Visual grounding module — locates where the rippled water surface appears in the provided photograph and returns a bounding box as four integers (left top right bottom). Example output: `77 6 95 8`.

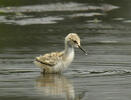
0 0 131 100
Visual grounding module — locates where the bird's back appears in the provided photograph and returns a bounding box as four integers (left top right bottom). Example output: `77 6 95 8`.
34 51 64 73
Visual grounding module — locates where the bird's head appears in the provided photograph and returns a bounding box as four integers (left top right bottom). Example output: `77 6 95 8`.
65 33 87 55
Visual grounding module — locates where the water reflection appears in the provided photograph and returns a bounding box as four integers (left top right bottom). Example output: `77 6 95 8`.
36 74 75 100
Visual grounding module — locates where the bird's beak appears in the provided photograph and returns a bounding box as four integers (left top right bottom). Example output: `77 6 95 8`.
78 45 87 55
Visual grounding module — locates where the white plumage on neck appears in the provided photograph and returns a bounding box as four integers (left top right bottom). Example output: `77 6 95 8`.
63 43 74 65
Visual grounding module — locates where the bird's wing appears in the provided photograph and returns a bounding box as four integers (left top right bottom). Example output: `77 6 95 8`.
36 51 64 66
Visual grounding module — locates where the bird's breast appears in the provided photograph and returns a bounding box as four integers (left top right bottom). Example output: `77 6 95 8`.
53 48 74 72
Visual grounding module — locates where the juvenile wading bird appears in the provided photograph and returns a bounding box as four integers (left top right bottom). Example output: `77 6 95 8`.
34 33 87 74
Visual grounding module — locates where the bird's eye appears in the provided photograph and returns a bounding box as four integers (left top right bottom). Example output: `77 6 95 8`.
73 40 77 44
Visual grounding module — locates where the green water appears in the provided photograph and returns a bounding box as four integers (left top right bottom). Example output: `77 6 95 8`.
0 0 131 100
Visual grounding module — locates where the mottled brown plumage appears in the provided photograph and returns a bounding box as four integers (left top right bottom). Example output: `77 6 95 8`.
37 52 64 66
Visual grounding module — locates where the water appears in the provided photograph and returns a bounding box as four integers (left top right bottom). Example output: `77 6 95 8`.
0 0 131 100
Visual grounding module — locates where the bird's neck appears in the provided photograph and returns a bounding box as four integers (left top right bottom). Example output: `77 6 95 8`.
63 42 74 60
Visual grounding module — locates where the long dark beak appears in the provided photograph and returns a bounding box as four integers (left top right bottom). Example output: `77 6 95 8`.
78 45 87 55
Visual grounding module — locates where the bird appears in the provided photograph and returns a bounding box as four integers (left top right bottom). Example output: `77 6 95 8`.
34 33 87 74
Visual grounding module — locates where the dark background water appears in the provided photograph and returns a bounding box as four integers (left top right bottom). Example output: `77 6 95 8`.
0 0 131 100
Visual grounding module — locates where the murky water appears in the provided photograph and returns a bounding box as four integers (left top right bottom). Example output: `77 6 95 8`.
0 0 131 100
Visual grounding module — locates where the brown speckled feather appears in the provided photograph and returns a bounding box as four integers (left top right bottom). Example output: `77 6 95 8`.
36 51 64 67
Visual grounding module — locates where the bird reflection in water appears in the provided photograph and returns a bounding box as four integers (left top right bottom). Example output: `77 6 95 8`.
36 74 75 100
